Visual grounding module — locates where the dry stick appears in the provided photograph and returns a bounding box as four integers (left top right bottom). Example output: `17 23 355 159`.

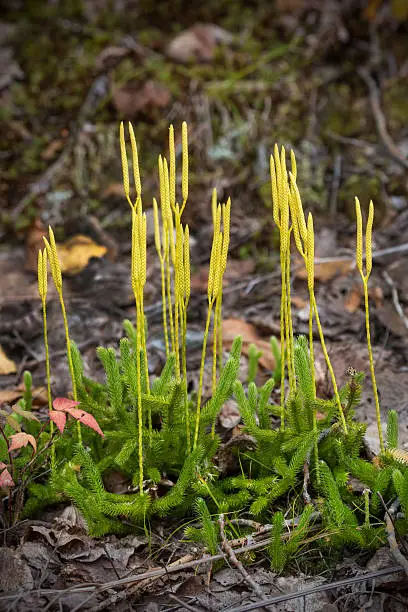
168 594 201 612
86 554 196 612
377 492 408 575
218 514 265 601
358 68 408 170
382 271 408 331
225 566 404 612
384 514 408 576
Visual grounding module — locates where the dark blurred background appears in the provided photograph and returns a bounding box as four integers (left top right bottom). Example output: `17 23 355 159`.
1 0 407 244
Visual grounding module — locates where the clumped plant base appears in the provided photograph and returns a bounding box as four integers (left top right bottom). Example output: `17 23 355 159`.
2 123 408 573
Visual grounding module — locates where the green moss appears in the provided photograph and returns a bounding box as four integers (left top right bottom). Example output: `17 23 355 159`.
322 84 370 138
340 174 385 221
383 78 408 133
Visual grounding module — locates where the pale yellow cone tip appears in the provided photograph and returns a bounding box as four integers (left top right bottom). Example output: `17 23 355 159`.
355 197 363 275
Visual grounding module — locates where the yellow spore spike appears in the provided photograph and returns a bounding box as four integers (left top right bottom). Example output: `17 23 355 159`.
158 156 166 217
306 213 315 291
355 197 364 276
211 188 217 227
221 198 231 272
120 122 131 205
128 122 141 200
366 200 374 278
140 212 147 288
153 198 162 256
43 227 62 291
291 178 307 245
279 145 288 211
290 149 297 183
208 207 221 301
182 121 188 207
211 232 223 300
184 225 190 302
169 125 176 210
37 248 48 300
280 188 290 253
270 154 280 228
163 158 175 263
288 179 304 258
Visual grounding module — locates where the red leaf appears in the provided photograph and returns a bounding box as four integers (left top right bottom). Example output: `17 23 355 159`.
49 410 66 434
0 462 7 470
65 407 104 437
77 412 104 438
8 432 37 453
0 468 14 487
53 397 80 412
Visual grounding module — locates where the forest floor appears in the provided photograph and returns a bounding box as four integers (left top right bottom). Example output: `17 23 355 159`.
1 1 408 610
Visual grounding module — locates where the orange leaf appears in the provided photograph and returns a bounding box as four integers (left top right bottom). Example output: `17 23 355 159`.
49 410 67 434
65 408 104 438
344 285 362 313
222 318 276 372
56 235 107 276
8 432 37 453
0 345 16 375
53 397 80 412
0 467 15 487
295 258 354 283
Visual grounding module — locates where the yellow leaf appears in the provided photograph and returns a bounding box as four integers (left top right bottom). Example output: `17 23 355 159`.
295 257 353 283
56 235 107 275
0 346 16 375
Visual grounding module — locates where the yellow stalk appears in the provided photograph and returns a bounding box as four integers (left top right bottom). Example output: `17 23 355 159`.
173 209 182 378
306 213 319 480
182 225 190 450
279 258 286 430
43 231 80 443
121 123 150 482
153 198 169 357
285 242 295 393
194 210 225 449
312 293 348 433
193 298 215 450
160 157 175 354
38 249 54 469
306 214 316 397
355 198 383 452
135 295 144 492
216 288 223 375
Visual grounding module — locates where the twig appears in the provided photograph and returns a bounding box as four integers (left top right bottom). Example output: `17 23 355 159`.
87 554 196 612
168 594 202 612
382 271 408 331
325 130 377 152
303 461 312 505
225 566 404 612
384 514 408 575
377 492 408 575
358 68 408 170
219 513 265 600
12 75 109 221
